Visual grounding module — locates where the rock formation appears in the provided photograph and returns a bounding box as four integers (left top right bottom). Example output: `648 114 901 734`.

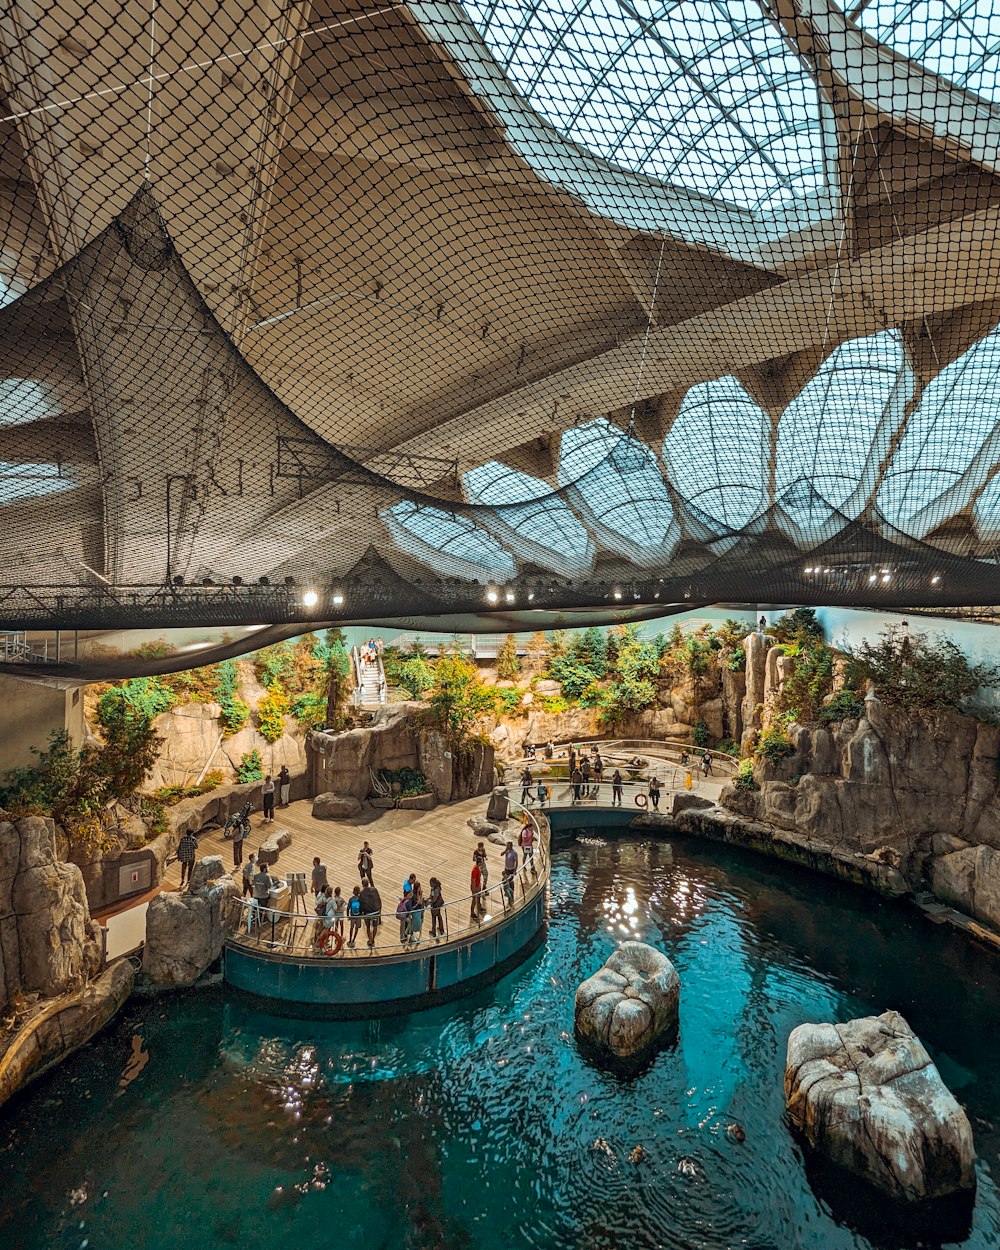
0 816 104 1015
308 704 494 804
574 942 680 1059
785 1010 976 1202
143 856 241 986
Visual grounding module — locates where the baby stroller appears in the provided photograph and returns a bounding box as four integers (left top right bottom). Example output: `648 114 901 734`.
223 800 253 840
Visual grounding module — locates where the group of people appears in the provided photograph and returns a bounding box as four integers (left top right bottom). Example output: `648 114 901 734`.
469 832 531 921
357 637 383 671
514 740 717 810
680 750 715 778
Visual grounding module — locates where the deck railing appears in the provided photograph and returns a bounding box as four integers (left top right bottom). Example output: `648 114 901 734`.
227 803 548 960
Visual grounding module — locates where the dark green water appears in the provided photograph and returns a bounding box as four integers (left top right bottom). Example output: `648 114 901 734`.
2 835 1000 1250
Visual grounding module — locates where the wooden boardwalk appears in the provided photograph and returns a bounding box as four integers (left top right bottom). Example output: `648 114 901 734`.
163 792 545 958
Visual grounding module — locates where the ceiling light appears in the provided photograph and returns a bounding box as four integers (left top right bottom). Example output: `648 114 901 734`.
613 590 622 601
931 575 941 585
486 588 499 605
881 573 891 583
303 589 319 607
527 591 535 601
332 592 345 608
868 574 877 583
504 590 515 603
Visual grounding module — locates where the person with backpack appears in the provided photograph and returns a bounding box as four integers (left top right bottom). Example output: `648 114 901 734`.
331 886 346 940
611 769 624 807
409 882 425 943
231 813 245 867
473 842 489 891
347 886 363 947
520 766 533 805
176 831 198 888
396 891 413 944
360 882 382 948
702 752 713 777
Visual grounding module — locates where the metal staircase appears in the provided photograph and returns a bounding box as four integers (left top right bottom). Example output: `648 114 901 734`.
352 645 387 707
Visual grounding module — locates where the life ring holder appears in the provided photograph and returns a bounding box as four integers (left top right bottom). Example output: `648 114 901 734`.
634 793 648 809
317 928 344 957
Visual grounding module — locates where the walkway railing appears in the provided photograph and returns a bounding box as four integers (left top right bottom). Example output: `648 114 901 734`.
508 770 705 808
226 805 549 960
514 737 738 775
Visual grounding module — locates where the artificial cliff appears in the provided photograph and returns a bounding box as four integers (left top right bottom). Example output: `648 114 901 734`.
716 632 1000 939
0 814 131 1110
308 703 494 805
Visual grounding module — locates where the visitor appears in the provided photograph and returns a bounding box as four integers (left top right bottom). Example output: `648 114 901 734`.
518 815 535 863
470 860 484 923
702 752 713 777
332 886 346 939
261 774 275 824
313 885 330 945
571 765 583 804
593 751 604 798
242 853 257 897
409 883 425 942
568 745 577 774
397 891 413 943
759 614 767 633
278 765 291 808
520 766 533 805
474 842 489 890
360 881 382 948
311 856 328 894
501 841 518 905
428 877 445 937
358 840 374 886
545 740 554 760
347 885 363 947
648 776 661 811
611 768 623 807
231 813 244 868
252 863 273 924
580 756 591 798
177 830 198 888
680 749 689 768
535 779 547 807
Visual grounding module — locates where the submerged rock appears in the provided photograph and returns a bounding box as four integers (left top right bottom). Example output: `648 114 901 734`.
574 942 680 1059
785 1009 976 1202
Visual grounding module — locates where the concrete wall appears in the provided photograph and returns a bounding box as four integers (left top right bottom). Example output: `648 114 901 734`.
0 674 85 773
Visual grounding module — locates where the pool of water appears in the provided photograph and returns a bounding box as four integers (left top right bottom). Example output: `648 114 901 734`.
3 834 1000 1250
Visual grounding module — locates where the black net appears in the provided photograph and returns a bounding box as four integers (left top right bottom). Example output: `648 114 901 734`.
3 0 1000 631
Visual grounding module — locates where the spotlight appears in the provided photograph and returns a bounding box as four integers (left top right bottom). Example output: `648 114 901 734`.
868 573 877 583
881 573 891 583
613 590 622 601
258 576 270 586
172 574 184 585
284 576 295 586
527 592 535 601
332 592 345 608
931 575 941 585
303 589 319 607
486 588 499 605
232 576 243 586
504 590 515 604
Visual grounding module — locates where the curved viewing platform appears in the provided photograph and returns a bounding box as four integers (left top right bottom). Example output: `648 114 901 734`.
208 795 550 1016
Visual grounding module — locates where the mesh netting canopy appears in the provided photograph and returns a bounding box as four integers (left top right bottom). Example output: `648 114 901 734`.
3 0 1000 630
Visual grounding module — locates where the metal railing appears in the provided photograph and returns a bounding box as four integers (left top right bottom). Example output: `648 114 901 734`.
227 805 548 960
508 770 703 808
514 738 737 775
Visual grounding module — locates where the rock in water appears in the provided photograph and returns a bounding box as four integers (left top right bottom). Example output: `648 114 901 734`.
785 1010 976 1202
574 942 680 1059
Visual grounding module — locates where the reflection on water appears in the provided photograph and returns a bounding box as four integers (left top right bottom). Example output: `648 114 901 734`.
2 835 1000 1250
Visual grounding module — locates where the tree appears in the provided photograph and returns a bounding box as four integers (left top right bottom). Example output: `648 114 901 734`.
496 633 521 680
849 626 999 713
429 654 496 747
257 683 289 743
313 629 351 727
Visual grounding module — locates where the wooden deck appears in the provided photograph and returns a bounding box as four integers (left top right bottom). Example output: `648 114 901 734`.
163 792 545 959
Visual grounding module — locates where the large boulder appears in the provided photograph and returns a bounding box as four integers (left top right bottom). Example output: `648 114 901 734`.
785 1010 976 1202
257 826 292 866
311 792 363 821
930 844 1000 930
143 873 241 986
574 942 680 1059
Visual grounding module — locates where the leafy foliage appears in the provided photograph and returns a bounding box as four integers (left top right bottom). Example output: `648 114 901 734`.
693 720 709 747
495 687 522 714
819 689 866 724
715 618 754 648
214 659 250 735
97 677 174 733
847 625 1000 714
377 766 428 797
236 750 263 782
756 718 796 764
777 639 834 725
253 644 295 690
735 759 758 791
771 607 824 645
727 648 746 671
496 633 521 680
256 683 289 743
546 654 601 699
428 654 497 746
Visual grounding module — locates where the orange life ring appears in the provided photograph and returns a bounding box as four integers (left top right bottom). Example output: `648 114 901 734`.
317 928 344 957
634 793 648 808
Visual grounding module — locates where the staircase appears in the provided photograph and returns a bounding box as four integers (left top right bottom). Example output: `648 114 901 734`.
352 646 387 707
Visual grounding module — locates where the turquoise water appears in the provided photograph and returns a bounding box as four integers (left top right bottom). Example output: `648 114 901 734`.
2 835 1000 1250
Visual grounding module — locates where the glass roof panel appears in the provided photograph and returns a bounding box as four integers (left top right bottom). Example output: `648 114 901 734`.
462 0 827 211
664 376 769 529
0 463 77 505
854 0 1000 102
560 421 674 547
463 462 595 564
877 324 1000 532
383 502 516 580
777 329 913 529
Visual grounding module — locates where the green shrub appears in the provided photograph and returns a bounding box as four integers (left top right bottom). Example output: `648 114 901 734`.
97 677 174 735
848 625 999 713
597 676 656 726
715 618 754 648
718 738 739 756
377 766 427 797
236 750 263 783
819 689 866 723
756 723 795 764
495 687 522 714
213 659 250 736
429 654 497 746
693 719 709 747
256 684 289 743
735 759 758 791
546 655 600 700
772 607 824 644
253 643 294 690
291 689 328 728
778 639 834 725
727 649 746 671
541 695 570 714
577 680 604 708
